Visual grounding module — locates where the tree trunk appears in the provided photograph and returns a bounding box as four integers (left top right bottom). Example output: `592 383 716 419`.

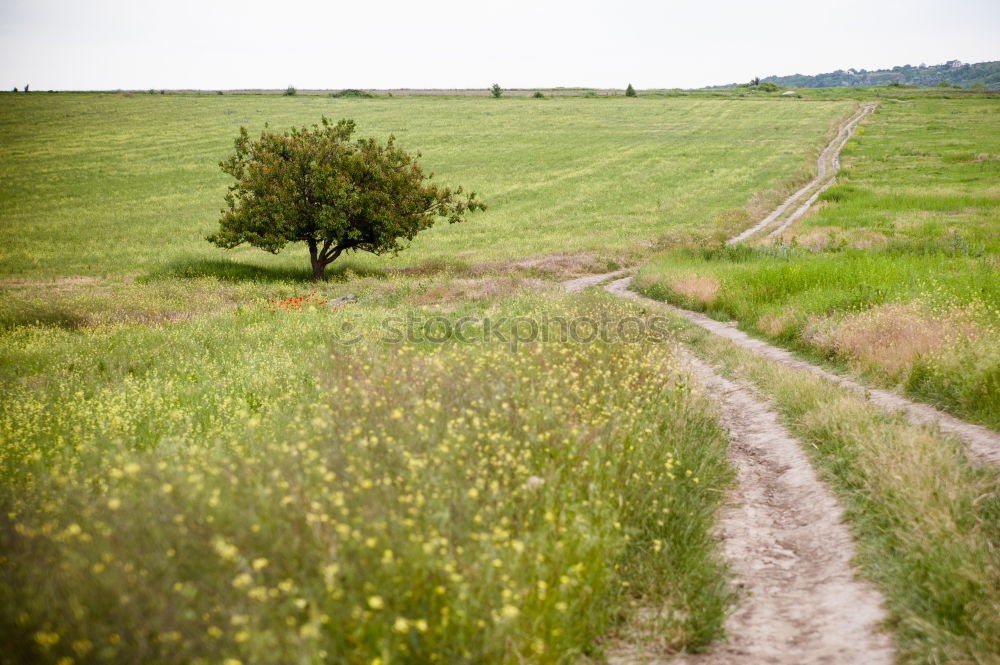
311 256 326 282
308 240 325 282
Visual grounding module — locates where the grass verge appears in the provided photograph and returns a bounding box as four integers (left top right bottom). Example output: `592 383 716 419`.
0 292 732 664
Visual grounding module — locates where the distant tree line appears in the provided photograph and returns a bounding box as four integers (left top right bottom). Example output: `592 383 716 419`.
712 60 1000 89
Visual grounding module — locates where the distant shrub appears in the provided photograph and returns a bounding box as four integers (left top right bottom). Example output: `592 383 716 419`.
758 82 780 92
490 83 502 98
159 89 165 95
12 87 16 93
936 80 953 88
217 90 224 95
148 89 156 95
625 83 637 97
532 91 545 98
284 85 297 96
329 89 373 98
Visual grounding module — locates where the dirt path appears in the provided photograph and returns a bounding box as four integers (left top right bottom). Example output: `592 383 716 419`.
600 283 894 665
727 103 875 244
561 268 631 293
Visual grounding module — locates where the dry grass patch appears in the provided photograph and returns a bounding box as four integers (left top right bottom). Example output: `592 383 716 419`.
668 275 719 307
407 276 547 306
470 250 616 281
804 302 984 378
757 306 800 336
0 276 107 289
780 227 891 250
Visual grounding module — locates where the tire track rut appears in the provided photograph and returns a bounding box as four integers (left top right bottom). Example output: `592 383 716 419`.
727 103 874 244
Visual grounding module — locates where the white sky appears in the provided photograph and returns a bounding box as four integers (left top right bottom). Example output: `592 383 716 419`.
2 0 998 90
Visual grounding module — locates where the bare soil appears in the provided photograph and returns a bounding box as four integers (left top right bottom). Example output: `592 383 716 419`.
561 269 631 292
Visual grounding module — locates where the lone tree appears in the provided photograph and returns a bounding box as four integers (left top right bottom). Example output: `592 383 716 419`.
207 117 485 281
490 83 502 98
625 83 636 97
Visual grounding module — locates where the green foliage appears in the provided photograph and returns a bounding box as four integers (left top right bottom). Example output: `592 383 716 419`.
757 82 779 92
490 83 502 98
532 91 545 99
716 59 1000 89
207 117 485 280
329 89 373 98
283 85 296 96
625 83 636 97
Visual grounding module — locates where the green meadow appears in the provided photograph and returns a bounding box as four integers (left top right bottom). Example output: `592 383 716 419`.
0 93 849 279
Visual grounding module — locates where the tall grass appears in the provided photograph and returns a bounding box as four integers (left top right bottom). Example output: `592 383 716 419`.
0 293 732 664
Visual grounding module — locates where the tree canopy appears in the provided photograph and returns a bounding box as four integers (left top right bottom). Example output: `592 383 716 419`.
208 118 485 280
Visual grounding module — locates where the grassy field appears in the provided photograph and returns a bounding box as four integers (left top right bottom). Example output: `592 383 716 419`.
636 98 1000 429
0 93 850 280
0 93 855 663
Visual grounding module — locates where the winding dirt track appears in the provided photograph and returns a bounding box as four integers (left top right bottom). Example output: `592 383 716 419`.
559 269 630 293
727 103 875 244
677 353 893 665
